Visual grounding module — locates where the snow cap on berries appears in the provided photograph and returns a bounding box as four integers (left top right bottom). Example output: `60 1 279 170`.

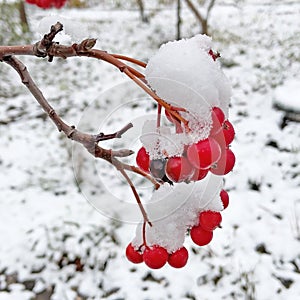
145 34 231 145
132 174 224 252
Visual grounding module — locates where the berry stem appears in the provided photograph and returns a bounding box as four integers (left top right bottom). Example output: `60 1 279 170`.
157 104 162 128
116 164 152 226
111 54 147 68
142 221 148 248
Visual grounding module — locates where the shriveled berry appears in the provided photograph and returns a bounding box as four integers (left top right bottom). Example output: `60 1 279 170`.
125 243 143 264
143 245 169 269
199 211 222 231
168 247 189 268
150 159 173 184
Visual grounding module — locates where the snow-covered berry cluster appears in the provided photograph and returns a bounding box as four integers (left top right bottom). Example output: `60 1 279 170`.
126 35 235 269
25 0 67 9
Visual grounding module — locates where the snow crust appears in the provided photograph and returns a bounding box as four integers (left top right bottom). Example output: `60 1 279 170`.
37 15 89 44
273 79 300 112
132 174 224 252
145 34 231 134
142 34 231 158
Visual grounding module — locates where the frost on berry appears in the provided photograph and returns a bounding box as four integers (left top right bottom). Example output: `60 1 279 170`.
199 211 222 231
132 174 224 253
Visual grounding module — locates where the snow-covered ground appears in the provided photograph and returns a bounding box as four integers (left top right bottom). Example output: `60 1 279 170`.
0 1 300 299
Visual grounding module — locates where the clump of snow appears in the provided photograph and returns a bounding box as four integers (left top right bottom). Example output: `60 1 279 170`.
132 174 224 252
273 79 300 112
140 120 192 158
145 34 231 143
37 15 89 44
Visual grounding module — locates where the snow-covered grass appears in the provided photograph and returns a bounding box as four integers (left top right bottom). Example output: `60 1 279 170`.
0 1 300 299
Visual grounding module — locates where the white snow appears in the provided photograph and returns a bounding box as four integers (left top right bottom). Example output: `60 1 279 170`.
1 1 300 299
145 34 231 143
132 174 224 252
273 79 300 112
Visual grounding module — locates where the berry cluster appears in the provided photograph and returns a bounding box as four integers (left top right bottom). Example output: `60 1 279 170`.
128 106 235 269
25 0 67 9
136 107 235 184
126 38 235 269
126 189 230 269
126 243 189 269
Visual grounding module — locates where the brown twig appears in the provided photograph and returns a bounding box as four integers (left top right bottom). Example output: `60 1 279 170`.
0 22 173 227
116 165 152 226
94 123 133 142
111 54 147 68
3 54 158 223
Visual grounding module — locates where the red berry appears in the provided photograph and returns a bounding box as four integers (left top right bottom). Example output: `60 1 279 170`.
190 168 208 181
210 148 236 175
199 211 222 231
168 247 189 268
210 107 225 135
143 245 169 269
36 0 51 8
212 120 235 149
220 189 229 209
125 243 143 264
53 0 67 8
190 225 213 246
25 0 37 4
187 138 221 169
136 147 150 172
223 120 235 145
165 156 194 182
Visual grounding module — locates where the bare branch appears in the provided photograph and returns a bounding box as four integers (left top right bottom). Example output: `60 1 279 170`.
116 165 152 226
94 123 133 142
207 0 216 18
2 55 160 187
184 0 205 29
